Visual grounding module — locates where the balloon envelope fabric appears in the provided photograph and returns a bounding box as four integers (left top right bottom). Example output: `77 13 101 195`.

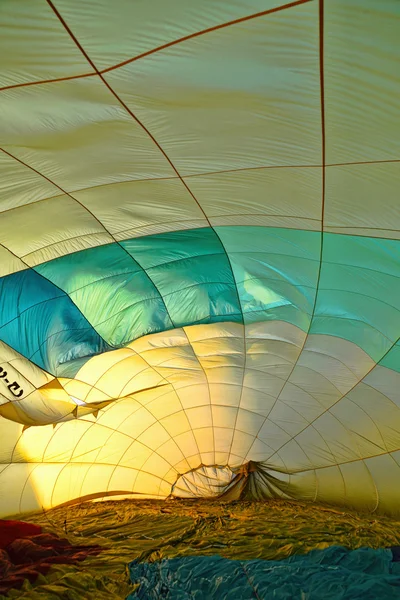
0 0 399 517
127 547 400 600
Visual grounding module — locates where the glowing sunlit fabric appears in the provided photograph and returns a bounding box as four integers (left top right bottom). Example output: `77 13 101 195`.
0 0 399 517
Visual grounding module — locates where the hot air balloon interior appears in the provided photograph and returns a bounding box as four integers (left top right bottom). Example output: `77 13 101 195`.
0 0 400 598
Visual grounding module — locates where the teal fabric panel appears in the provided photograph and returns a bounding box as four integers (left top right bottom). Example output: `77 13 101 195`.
121 228 224 269
128 547 400 600
380 342 400 374
36 242 173 347
312 235 400 361
123 228 242 327
35 242 143 293
0 269 108 373
1 227 399 377
215 226 321 330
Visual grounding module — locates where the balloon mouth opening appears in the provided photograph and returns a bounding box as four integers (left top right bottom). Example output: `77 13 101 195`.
171 461 293 501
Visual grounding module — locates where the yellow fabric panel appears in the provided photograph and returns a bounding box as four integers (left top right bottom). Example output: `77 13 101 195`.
1 321 400 515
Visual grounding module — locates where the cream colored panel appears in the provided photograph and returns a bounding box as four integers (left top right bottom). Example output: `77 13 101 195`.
142 453 177 483
324 227 400 241
132 326 189 353
257 419 292 452
209 214 321 231
310 412 366 464
20 464 67 513
305 335 376 380
325 164 400 236
118 406 157 439
118 441 153 470
184 321 243 343
147 392 183 421
77 347 137 386
299 346 363 394
186 405 212 429
325 0 400 163
208 383 242 408
161 412 191 439
79 464 117 499
268 401 309 437
269 439 313 472
177 384 210 410
0 0 93 88
284 469 317 502
365 454 400 516
229 430 256 460
289 365 342 409
134 471 170 496
213 427 234 462
339 460 378 512
193 427 215 463
364 364 400 405
239 388 277 418
108 466 139 493
158 438 187 469
243 369 285 399
12 425 53 464
75 178 206 237
114 219 209 241
345 383 400 453
279 384 324 424
105 1 320 175
1 78 174 193
211 405 237 430
56 0 286 71
0 195 110 261
247 438 277 462
314 465 345 506
235 408 267 436
331 397 388 454
186 167 322 225
0 246 26 277
0 465 35 516
25 233 114 267
173 431 201 463
245 341 296 373
0 152 59 213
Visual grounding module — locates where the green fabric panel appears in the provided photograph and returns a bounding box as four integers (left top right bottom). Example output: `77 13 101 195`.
35 243 144 292
121 228 224 269
380 342 400 373
216 226 321 331
312 235 400 361
123 228 242 327
14 226 400 371
242 304 312 331
69 271 172 347
35 242 173 347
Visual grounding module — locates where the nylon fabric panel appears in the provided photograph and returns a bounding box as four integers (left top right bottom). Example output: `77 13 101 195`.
53 0 282 70
104 1 320 175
